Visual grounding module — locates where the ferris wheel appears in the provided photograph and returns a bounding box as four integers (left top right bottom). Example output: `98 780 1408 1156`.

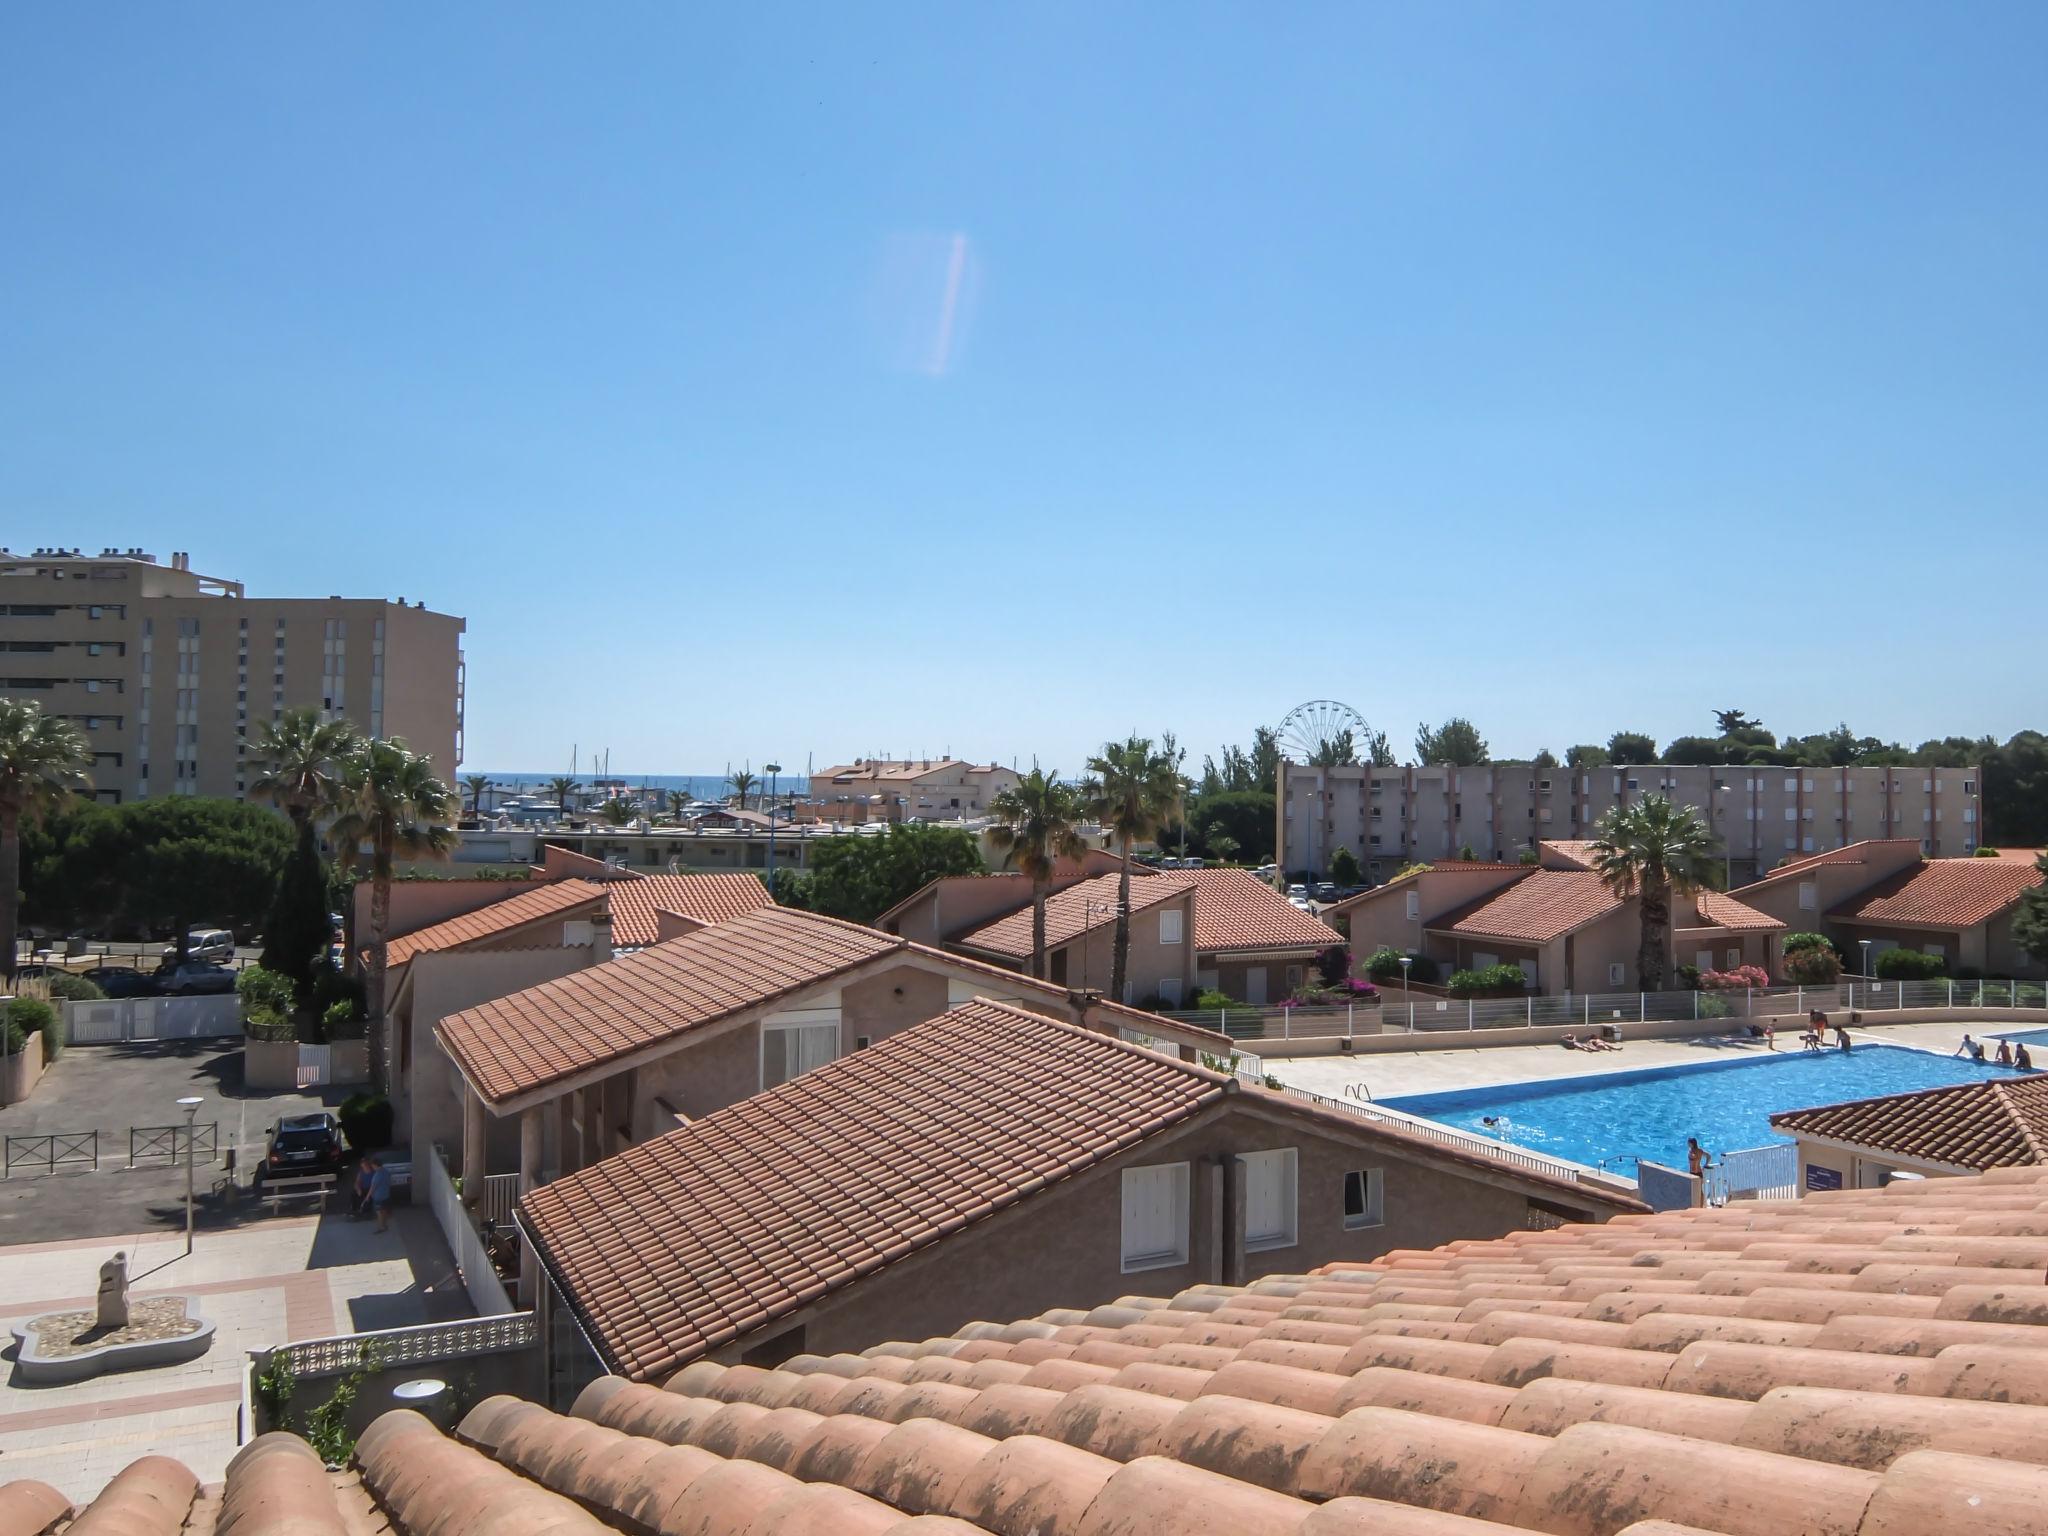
1278 699 1369 764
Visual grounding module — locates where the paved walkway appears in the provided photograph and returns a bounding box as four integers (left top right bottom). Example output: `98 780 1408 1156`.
0 1207 471 1501
1264 1016 2017 1102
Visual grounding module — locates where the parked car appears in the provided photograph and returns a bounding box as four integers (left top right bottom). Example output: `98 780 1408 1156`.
160 929 235 965
95 967 159 998
259 1113 345 1182
1287 884 1308 899
1314 883 1339 902
153 960 237 995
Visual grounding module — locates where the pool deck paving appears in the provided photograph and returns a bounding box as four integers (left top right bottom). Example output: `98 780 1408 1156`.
1264 1016 2021 1104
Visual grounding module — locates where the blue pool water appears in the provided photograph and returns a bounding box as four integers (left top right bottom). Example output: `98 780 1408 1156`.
1384 1046 2021 1174
1993 1028 2048 1048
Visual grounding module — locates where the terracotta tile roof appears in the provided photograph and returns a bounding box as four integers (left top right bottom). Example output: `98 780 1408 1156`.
1429 870 1621 944
1743 838 1922 888
39 1165 2048 1533
438 906 905 1107
1183 869 1342 954
1691 890 1788 933
604 872 774 946
1828 858 2042 930
379 879 607 969
1772 1074 2048 1170
519 998 1233 1381
956 872 1192 959
1537 839 1602 869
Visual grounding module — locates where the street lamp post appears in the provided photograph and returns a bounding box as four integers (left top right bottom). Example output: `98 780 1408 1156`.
177 1095 203 1255
1398 956 1413 1029
764 763 782 887
1858 940 1873 1008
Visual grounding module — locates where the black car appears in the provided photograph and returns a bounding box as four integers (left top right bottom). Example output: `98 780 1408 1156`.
260 1113 344 1182
95 967 159 998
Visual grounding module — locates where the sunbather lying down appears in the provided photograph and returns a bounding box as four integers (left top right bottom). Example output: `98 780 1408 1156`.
1559 1032 1620 1052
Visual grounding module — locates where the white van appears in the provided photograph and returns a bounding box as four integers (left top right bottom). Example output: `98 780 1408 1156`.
162 928 235 964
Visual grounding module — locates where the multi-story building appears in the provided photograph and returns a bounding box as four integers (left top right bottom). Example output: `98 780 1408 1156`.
0 546 465 802
1279 759 1985 885
808 757 1021 821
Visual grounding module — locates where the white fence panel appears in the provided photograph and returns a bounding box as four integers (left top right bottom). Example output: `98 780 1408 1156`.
296 1045 333 1088
1709 1142 1799 1203
61 995 240 1044
427 1143 515 1317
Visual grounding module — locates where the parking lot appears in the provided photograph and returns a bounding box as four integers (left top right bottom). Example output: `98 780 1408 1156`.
0 1040 340 1244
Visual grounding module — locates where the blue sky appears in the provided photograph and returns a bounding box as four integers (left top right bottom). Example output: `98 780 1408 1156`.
4 6 2044 776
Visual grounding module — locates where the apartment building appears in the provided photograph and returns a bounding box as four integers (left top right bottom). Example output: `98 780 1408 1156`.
1279 759 1984 885
0 546 465 802
808 756 1021 821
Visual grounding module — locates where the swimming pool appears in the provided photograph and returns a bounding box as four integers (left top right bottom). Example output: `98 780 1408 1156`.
1383 1046 2021 1174
1993 1028 2048 1049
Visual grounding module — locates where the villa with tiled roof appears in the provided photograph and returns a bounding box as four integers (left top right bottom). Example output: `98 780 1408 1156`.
1328 862 1785 994
517 997 1642 1393
28 1162 2048 1536
1731 839 2046 978
1773 1071 2048 1188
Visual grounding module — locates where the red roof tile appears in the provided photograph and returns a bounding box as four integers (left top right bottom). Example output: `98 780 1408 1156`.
1429 871 1621 945
1537 839 1602 870
1182 870 1342 954
1828 859 2042 930
48 1165 2048 1534
519 998 1234 1381
438 906 905 1107
956 873 1192 959
1691 891 1787 933
380 880 607 969
1772 1073 2048 1170
604 872 774 947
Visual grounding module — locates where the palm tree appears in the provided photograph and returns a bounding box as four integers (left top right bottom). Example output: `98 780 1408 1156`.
0 700 92 981
1084 735 1185 1002
247 708 360 832
246 708 360 994
986 767 1088 981
599 796 635 827
1589 794 1722 992
462 774 493 818
665 789 689 823
546 776 581 812
729 769 758 810
330 739 458 1087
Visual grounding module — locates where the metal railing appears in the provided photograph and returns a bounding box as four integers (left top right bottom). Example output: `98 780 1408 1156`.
4 1130 98 1177
1706 1142 1800 1203
129 1121 219 1167
476 1171 522 1226
270 1310 538 1379
1239 1070 1604 1187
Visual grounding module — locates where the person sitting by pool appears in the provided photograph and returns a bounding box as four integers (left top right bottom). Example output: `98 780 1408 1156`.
2019 1043 2036 1072
1997 1038 2015 1067
1583 1032 1621 1052
1559 1032 1591 1051
1955 1033 1980 1059
1834 1023 1853 1052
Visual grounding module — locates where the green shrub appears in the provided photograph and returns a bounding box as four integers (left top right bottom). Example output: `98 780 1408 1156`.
322 1000 361 1039
1975 847 2001 857
1874 948 1946 981
1446 963 1527 998
1782 931 1832 954
42 973 104 1002
1676 964 1701 990
235 965 297 1026
1363 947 1437 983
1699 994 1733 1019
244 1008 296 1043
1783 945 1841 984
4 995 57 1049
1194 988 1245 1011
338 1092 394 1151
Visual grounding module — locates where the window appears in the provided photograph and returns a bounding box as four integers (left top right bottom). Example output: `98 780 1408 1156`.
1726 948 1741 969
1343 1168 1384 1229
1159 909 1184 945
1405 891 1420 921
1784 807 1797 821
1695 949 1714 972
1608 962 1626 987
1284 964 1304 989
1964 779 1977 794
1924 943 1946 962
1157 976 1183 1007
1121 1162 1191 1272
761 1021 839 1089
1626 778 1639 792
1241 1148 1298 1251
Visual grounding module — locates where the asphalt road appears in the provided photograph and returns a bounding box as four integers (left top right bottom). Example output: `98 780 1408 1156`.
0 1040 344 1243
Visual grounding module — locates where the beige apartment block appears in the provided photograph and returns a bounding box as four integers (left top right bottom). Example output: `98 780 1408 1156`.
0 546 465 801
1279 758 1985 884
808 756 1021 821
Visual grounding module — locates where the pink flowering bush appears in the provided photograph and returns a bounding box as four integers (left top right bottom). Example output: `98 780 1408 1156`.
1700 964 1770 991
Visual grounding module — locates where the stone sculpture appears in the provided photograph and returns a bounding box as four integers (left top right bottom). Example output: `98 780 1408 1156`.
96 1250 129 1331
